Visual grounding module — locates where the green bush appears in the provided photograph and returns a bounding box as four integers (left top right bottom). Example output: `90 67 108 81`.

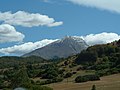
64 72 73 78
75 76 88 83
75 74 100 83
11 68 31 88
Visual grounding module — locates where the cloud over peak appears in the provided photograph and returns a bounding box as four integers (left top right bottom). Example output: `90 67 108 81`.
68 0 120 14
0 11 63 27
0 24 25 43
0 39 58 55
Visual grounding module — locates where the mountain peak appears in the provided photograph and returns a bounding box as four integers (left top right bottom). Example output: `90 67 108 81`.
58 36 86 44
23 36 88 59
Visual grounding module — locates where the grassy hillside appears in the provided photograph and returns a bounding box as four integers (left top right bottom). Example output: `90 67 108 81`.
48 74 120 90
0 39 120 90
74 39 120 77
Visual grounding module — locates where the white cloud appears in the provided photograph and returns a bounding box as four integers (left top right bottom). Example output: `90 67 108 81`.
68 0 120 13
0 24 25 43
0 39 58 55
0 11 63 27
81 32 120 46
0 32 120 55
48 21 63 27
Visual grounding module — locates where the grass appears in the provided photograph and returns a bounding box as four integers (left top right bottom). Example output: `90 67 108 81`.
47 74 120 90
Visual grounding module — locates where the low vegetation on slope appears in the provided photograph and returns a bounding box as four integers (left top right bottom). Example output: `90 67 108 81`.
0 39 120 90
75 39 120 76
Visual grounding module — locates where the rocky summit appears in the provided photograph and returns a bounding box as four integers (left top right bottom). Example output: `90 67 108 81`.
23 36 88 59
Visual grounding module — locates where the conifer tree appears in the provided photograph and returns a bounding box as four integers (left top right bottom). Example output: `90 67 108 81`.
91 85 96 90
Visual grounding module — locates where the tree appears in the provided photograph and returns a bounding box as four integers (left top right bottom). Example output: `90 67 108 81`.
75 76 87 83
11 67 31 88
41 65 59 79
64 72 73 78
0 79 5 89
91 85 96 90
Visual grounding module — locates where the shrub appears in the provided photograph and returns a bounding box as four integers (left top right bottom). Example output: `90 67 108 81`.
64 72 73 78
38 77 63 85
72 71 77 74
75 76 88 83
84 75 100 81
75 74 100 83
52 77 63 83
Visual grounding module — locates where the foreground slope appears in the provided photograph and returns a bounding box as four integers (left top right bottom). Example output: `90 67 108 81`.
48 74 120 90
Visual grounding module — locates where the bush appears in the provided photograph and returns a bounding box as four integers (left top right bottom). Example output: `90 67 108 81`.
72 71 77 74
96 68 120 77
75 76 88 83
52 77 63 83
64 72 73 78
41 65 59 79
75 74 100 83
38 77 63 85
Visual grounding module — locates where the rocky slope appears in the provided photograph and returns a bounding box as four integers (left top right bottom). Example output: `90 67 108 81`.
23 36 88 59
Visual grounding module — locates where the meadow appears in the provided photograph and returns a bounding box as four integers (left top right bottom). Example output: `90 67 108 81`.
48 74 120 90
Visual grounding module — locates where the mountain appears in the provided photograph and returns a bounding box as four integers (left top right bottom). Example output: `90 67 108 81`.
23 36 88 59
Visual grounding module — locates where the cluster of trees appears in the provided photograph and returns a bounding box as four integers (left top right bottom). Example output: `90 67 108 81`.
35 77 63 85
0 56 47 69
75 74 100 83
0 78 5 89
0 56 54 90
75 40 120 76
0 67 53 90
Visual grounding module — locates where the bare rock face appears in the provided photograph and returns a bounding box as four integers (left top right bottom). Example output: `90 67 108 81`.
23 36 88 60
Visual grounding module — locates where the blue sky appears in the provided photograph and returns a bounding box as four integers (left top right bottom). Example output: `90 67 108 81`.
0 0 120 56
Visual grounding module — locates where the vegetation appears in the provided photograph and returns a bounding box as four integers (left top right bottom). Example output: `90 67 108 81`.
75 74 100 83
11 67 31 88
64 72 73 78
75 40 120 76
0 56 48 69
91 85 96 90
0 39 120 90
0 56 52 89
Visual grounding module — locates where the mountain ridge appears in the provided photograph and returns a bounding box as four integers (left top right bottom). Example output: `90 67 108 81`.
23 36 88 59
